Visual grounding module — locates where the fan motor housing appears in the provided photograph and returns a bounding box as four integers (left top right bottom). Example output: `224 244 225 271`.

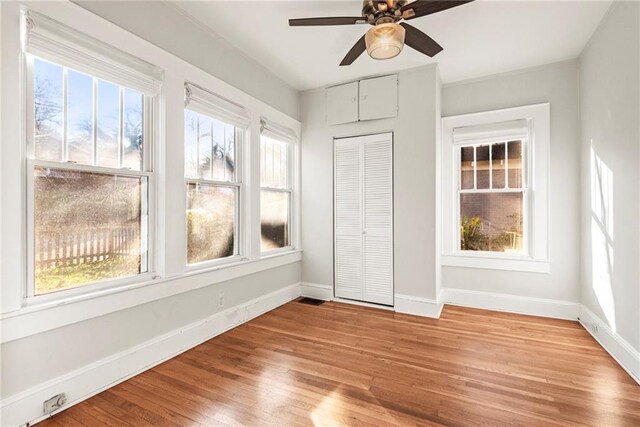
362 0 409 24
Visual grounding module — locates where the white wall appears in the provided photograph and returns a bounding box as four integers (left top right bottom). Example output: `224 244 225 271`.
300 65 441 302
0 2 302 423
579 0 639 352
440 60 581 304
73 1 300 120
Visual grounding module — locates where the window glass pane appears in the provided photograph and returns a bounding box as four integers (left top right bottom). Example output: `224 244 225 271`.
224 124 237 181
261 190 289 251
491 143 506 189
198 115 212 179
187 183 236 264
475 145 490 189
66 70 94 165
122 88 143 170
97 80 119 168
279 140 287 188
184 110 198 178
211 119 225 181
34 167 146 295
33 59 64 162
260 136 289 189
460 192 524 253
211 120 236 182
508 140 523 188
460 146 474 190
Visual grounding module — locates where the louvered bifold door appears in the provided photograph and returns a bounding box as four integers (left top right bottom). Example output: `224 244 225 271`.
335 133 393 306
362 134 394 305
334 137 363 301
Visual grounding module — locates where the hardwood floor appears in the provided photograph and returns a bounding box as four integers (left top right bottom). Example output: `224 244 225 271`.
40 300 640 426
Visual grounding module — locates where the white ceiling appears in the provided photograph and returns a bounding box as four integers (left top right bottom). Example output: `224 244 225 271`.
171 0 612 91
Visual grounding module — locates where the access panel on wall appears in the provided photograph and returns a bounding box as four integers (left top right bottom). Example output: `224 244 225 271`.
334 132 393 306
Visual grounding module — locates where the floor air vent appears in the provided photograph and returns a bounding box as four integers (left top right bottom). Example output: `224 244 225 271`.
298 297 325 306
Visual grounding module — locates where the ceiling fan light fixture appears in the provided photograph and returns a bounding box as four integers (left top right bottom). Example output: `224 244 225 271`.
365 22 405 60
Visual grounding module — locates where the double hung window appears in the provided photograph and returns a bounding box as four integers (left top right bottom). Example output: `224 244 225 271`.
441 104 550 273
260 119 296 253
184 83 249 265
458 139 526 253
24 11 162 296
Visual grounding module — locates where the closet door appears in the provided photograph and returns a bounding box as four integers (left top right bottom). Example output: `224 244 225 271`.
334 133 393 306
334 137 363 301
362 134 393 305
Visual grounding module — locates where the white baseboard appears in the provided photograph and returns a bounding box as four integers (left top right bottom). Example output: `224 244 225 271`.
395 294 443 318
439 288 579 320
1 283 301 427
333 297 394 311
578 305 640 385
298 284 444 319
300 282 333 301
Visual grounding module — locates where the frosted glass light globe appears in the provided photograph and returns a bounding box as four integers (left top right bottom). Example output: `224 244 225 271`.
365 23 406 60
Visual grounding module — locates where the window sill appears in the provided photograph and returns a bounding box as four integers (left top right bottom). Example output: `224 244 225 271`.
0 250 302 343
184 255 247 274
441 253 550 273
261 246 296 257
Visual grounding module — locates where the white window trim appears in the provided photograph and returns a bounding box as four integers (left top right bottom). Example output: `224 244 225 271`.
441 103 550 273
260 118 298 255
22 14 161 301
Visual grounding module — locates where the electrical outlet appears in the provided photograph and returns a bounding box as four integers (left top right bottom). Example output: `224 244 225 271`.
591 322 599 333
43 393 67 414
218 292 225 308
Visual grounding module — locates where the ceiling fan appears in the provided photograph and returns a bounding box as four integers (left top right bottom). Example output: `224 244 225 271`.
289 0 474 66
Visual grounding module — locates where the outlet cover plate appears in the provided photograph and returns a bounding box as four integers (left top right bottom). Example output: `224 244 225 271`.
43 393 67 414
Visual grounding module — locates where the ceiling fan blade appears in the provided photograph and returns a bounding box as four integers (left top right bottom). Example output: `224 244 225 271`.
400 23 443 57
401 0 473 20
340 35 367 66
289 16 366 26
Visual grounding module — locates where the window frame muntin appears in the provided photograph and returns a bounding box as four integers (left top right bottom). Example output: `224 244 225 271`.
259 134 294 255
24 54 158 301
184 109 245 269
454 138 529 256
